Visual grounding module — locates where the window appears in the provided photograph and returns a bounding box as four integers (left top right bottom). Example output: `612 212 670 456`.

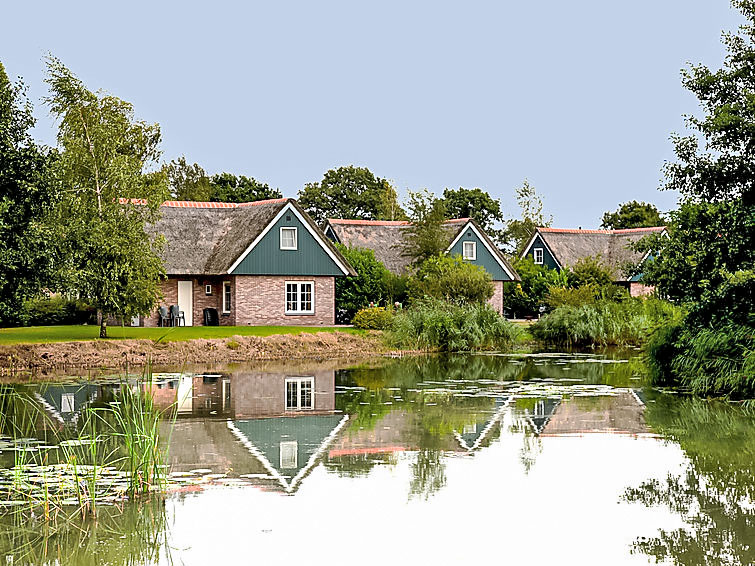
61 393 75 413
205 284 212 296
222 281 231 313
285 281 314 314
534 248 544 265
280 227 298 250
285 377 314 410
463 241 477 260
280 441 298 469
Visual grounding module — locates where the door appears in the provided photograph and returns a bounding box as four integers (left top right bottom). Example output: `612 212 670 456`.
177 280 194 326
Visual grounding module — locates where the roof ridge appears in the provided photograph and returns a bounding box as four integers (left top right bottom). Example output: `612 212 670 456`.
159 198 289 209
539 226 666 235
327 217 470 226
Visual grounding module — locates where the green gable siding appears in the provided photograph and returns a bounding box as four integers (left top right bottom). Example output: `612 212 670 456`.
448 228 513 281
524 234 560 270
231 212 344 276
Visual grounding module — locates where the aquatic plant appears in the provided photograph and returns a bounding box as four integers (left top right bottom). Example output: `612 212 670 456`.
388 299 521 351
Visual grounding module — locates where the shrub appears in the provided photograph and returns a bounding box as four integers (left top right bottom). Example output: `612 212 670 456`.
545 284 600 308
388 299 520 351
408 255 493 305
23 295 97 326
352 307 395 330
531 297 681 347
504 258 569 318
568 256 614 288
334 244 392 324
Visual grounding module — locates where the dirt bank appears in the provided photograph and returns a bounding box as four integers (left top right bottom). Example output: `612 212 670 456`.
0 331 391 371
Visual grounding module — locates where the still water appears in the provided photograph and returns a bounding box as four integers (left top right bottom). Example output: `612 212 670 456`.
1 353 754 566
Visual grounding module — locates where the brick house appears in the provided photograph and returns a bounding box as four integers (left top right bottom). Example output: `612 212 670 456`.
520 226 667 297
323 218 520 314
138 198 355 327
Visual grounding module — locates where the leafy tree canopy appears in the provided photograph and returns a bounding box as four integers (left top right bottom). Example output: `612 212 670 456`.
298 165 406 224
504 180 552 255
408 254 494 305
441 187 504 242
44 56 170 338
401 190 449 267
333 243 392 324
504 258 567 317
601 200 664 230
0 62 60 326
209 172 281 203
164 156 213 201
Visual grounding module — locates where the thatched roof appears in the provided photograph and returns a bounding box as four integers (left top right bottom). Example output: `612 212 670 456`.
535 226 666 280
148 199 354 275
325 218 519 280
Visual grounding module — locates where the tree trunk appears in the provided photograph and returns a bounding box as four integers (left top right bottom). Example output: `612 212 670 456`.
99 312 108 338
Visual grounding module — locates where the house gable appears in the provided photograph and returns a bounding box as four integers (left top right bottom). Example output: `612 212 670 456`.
230 203 351 276
521 233 561 270
447 222 517 281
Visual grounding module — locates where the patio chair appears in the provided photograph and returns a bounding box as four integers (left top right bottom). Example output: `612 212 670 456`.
170 305 186 327
158 306 171 327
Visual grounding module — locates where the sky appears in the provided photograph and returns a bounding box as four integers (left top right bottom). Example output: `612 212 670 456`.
0 1 745 228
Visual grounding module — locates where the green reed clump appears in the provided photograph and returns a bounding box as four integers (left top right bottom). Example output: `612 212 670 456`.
646 322 755 398
388 299 520 351
531 298 681 348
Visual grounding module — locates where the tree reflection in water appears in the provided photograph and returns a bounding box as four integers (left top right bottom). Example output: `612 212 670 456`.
624 393 755 565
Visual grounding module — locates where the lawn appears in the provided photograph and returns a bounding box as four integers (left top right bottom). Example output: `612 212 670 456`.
0 325 362 345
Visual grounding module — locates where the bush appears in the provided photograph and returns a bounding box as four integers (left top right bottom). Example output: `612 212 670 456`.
23 295 97 326
545 284 600 308
647 322 755 398
567 256 614 288
352 307 395 330
531 298 681 347
388 299 520 351
334 244 393 324
504 258 569 318
408 255 493 305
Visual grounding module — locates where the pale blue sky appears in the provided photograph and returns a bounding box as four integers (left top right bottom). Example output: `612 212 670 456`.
0 1 744 227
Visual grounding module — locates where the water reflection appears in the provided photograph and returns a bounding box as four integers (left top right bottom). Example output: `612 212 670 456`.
1 353 754 565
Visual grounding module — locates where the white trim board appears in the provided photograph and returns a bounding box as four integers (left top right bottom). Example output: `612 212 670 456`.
227 202 351 275
453 397 511 452
446 221 517 280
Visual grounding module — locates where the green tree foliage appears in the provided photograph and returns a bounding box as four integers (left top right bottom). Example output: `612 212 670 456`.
441 187 504 242
504 180 552 254
642 1 755 395
0 63 60 326
600 200 664 230
567 256 614 288
408 255 494 305
504 258 568 317
44 57 169 338
209 172 281 203
164 156 213 201
333 243 392 323
298 165 406 224
401 189 449 266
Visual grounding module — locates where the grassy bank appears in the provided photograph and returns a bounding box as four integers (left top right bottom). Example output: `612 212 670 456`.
0 325 362 345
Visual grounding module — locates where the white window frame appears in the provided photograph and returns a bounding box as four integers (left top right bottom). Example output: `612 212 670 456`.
534 248 544 265
463 241 477 260
285 281 315 315
61 393 75 413
205 284 212 296
285 377 314 411
280 227 298 250
280 441 298 469
222 281 231 314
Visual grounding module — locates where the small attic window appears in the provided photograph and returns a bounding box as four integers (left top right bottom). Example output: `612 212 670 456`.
286 215 291 221
463 241 477 260
534 248 544 264
280 227 298 250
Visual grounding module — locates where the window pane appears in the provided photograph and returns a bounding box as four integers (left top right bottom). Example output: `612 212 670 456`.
300 379 313 409
286 381 298 409
280 441 297 469
281 228 296 249
286 283 298 312
301 283 312 312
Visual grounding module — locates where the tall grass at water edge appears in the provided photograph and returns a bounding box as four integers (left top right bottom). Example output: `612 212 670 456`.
387 300 521 351
530 298 682 348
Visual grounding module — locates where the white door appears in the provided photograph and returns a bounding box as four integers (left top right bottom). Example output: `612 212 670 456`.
177 280 194 326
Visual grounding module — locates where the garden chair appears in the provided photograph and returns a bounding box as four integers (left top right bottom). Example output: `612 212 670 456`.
158 306 171 327
170 305 186 327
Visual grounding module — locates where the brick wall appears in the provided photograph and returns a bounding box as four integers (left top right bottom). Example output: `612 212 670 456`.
234 276 335 326
629 282 655 297
488 280 504 314
144 279 178 327
231 369 335 418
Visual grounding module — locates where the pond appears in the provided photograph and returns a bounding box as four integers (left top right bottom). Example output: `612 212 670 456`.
1 352 754 565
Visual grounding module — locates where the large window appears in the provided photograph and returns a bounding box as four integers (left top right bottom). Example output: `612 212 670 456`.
285 377 314 410
285 281 314 314
280 227 298 250
222 281 231 313
534 248 544 265
463 241 477 260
